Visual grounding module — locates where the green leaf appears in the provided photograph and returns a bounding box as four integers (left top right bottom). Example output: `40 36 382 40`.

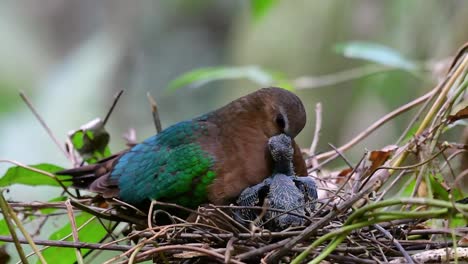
69 118 111 164
251 0 277 20
429 173 449 200
450 215 467 228
428 173 464 201
167 66 293 91
41 212 109 263
334 42 417 70
0 219 9 245
400 178 416 198
0 164 70 187
401 123 419 143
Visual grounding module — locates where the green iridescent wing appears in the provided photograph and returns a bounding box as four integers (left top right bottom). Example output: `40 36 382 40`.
110 121 216 208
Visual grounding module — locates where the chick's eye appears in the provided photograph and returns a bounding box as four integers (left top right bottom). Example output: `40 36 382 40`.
276 114 286 129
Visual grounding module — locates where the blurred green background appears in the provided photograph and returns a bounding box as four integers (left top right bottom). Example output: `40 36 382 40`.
0 0 467 201
0 1 467 263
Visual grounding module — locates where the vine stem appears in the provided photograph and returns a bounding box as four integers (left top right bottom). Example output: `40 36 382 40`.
314 88 437 161
391 54 468 170
0 190 29 264
292 198 468 263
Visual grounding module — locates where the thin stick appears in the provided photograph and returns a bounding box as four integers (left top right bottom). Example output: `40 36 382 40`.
308 103 322 167
315 88 437 161
225 237 237 264
0 190 29 264
375 146 448 172
20 213 100 262
374 224 414 264
395 83 441 145
133 244 245 264
0 235 139 251
103 89 124 125
5 202 47 263
19 91 69 159
391 54 468 171
327 143 353 169
294 65 395 89
65 200 84 264
146 92 162 133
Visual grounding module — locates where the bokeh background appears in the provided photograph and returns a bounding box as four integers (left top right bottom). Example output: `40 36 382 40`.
0 0 467 200
0 1 467 262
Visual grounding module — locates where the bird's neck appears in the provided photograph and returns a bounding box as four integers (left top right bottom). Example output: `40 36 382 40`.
274 158 294 175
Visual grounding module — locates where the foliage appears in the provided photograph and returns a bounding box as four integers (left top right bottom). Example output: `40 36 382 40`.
251 0 278 20
167 66 293 91
334 41 419 71
0 164 68 187
68 118 111 164
41 212 109 264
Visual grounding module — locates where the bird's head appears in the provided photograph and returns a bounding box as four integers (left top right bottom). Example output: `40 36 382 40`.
258 87 306 138
268 134 294 165
209 87 306 139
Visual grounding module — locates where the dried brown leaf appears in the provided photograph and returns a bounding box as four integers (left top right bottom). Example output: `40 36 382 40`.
368 145 398 173
448 106 468 123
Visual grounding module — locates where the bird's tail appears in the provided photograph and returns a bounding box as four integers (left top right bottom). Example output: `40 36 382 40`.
55 164 101 189
55 153 120 190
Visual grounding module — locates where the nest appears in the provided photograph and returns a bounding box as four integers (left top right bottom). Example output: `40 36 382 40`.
1 43 468 264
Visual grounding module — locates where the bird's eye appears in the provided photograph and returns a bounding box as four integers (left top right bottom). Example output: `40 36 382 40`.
275 114 286 129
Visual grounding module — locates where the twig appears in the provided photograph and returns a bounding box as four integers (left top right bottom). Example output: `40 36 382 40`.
391 54 468 172
0 235 141 251
112 198 146 216
0 190 29 264
374 224 413 264
389 247 468 263
294 65 395 89
308 103 322 167
146 92 162 133
136 229 305 240
375 145 448 172
370 231 388 262
296 205 451 264
236 238 289 261
65 200 84 264
328 143 353 169
133 245 246 264
315 151 368 216
128 243 146 264
360 143 448 192
326 253 378 264
19 91 69 159
225 237 237 264
5 205 47 263
315 88 437 161
395 86 440 145
70 199 146 226
375 170 409 201
103 89 124 125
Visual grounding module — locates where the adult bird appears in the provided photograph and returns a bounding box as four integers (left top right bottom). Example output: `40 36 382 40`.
56 87 307 210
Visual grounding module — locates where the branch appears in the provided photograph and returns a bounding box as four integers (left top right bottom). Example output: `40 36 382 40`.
19 91 69 159
0 235 139 251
